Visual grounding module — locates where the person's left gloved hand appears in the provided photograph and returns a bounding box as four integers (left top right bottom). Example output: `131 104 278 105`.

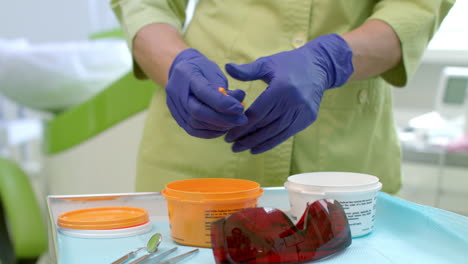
224 34 354 154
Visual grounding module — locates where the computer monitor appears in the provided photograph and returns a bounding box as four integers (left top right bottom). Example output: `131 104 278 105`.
436 67 468 119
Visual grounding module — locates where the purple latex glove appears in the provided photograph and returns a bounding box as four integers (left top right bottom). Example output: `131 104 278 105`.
225 34 354 154
166 49 247 139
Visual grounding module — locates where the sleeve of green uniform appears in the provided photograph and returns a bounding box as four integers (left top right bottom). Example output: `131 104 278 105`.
111 0 189 79
367 0 455 87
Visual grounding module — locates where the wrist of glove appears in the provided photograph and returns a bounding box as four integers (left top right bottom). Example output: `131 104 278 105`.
224 34 354 154
300 33 354 89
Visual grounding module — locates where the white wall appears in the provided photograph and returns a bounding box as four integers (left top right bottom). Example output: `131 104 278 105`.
0 0 119 43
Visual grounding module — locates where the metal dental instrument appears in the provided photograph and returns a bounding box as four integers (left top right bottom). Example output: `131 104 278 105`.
129 247 178 264
150 249 199 264
112 233 163 264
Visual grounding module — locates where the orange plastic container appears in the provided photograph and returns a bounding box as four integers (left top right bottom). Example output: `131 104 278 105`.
162 178 263 247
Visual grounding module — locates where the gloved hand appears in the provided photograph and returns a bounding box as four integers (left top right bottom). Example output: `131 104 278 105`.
224 34 354 154
166 49 247 139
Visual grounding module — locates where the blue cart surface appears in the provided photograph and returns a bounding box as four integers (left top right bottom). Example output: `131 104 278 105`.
47 188 468 264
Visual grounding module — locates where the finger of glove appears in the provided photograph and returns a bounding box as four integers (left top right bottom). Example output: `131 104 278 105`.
232 112 294 152
166 63 227 133
180 97 230 131
167 75 233 131
201 62 246 107
225 87 277 143
186 116 231 131
250 127 296 154
225 60 271 81
187 96 247 128
167 96 226 139
250 117 308 154
201 65 229 88
190 74 244 114
202 68 246 108
226 89 246 103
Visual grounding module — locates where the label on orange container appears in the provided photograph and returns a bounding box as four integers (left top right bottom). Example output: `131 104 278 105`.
203 207 255 241
162 178 263 248
57 206 149 230
167 199 259 247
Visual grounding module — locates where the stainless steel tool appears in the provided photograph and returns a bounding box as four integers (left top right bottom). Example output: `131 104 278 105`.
129 247 178 264
149 249 199 264
111 233 163 264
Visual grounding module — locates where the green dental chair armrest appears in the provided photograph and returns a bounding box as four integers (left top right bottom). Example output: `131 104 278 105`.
44 29 156 155
0 158 47 262
89 29 125 40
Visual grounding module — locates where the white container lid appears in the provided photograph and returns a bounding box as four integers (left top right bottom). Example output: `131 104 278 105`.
285 172 382 194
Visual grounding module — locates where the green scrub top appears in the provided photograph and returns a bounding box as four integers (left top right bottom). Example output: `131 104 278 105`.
112 0 454 193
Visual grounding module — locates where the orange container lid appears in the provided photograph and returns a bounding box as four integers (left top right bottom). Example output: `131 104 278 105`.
57 207 149 230
162 178 263 202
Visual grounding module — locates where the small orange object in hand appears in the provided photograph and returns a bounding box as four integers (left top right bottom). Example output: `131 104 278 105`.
218 87 245 107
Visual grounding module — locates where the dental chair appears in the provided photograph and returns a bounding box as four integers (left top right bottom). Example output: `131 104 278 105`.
44 30 156 195
0 158 47 264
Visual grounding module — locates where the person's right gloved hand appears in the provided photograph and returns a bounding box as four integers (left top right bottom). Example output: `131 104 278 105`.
166 49 248 139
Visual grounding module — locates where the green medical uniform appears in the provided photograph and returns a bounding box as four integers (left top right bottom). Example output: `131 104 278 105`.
112 0 454 193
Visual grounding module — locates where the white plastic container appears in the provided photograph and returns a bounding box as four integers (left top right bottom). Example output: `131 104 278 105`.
58 221 152 239
285 172 382 238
